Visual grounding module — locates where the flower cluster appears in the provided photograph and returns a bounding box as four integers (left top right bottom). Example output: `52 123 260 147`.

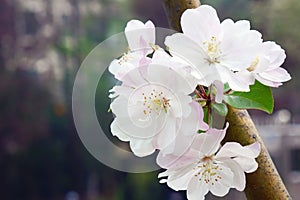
108 5 290 200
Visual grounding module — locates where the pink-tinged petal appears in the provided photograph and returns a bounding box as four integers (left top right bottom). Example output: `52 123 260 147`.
125 20 155 52
157 150 197 169
255 74 282 87
187 176 208 200
157 148 198 169
220 159 246 191
262 41 286 70
129 138 155 157
158 119 198 159
213 80 224 103
179 101 209 133
181 5 221 45
192 123 229 155
120 65 148 87
216 142 261 159
165 33 210 80
259 67 291 83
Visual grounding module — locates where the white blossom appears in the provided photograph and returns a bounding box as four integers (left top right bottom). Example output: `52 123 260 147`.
165 5 263 91
158 123 260 200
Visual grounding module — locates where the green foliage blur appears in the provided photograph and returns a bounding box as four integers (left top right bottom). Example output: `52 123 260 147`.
0 0 299 200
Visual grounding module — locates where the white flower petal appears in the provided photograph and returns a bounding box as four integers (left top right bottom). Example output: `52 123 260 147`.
151 49 198 91
110 119 130 141
233 157 258 173
181 5 221 45
197 65 221 87
216 65 251 92
125 19 155 52
165 33 210 80
220 159 246 191
216 141 261 159
192 123 229 155
220 19 262 71
169 93 192 118
262 41 286 70
259 67 291 83
164 164 195 191
179 101 209 135
129 138 155 157
187 176 208 200
255 74 282 87
253 56 271 73
156 116 177 149
209 181 231 197
216 142 260 173
109 85 133 98
213 80 224 103
235 70 256 86
167 170 194 191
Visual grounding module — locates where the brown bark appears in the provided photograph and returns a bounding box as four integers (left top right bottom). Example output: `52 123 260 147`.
162 0 291 199
225 106 291 200
162 0 200 31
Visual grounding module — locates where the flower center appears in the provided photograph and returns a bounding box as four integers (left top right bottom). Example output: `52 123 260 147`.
203 36 221 65
142 89 171 116
193 157 223 185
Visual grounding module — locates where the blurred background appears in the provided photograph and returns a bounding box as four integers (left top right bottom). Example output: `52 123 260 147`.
0 0 300 199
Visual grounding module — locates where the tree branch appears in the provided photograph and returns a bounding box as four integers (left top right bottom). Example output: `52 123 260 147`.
225 106 291 199
162 0 200 31
162 0 291 199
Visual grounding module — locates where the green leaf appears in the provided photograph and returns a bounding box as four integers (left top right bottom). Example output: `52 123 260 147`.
224 83 230 92
223 81 274 114
211 102 228 116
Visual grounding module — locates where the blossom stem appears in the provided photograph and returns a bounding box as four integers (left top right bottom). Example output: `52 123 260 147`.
224 88 232 94
206 100 212 127
194 88 204 99
199 85 208 99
